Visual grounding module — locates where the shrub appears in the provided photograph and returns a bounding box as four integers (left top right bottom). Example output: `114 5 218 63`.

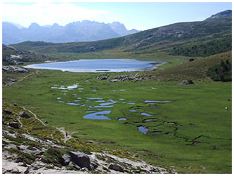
43 147 66 166
207 59 232 82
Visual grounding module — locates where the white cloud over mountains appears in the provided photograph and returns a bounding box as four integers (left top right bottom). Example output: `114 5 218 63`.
2 2 110 27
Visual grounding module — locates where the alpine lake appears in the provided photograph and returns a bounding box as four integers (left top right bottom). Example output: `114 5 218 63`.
3 58 231 174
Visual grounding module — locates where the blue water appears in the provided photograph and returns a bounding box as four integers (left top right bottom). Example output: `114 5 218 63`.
118 118 127 121
145 100 171 103
141 112 152 116
24 59 162 72
83 110 111 120
66 102 80 105
138 126 149 134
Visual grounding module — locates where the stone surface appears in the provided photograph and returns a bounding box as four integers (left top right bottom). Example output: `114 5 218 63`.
4 109 13 114
179 80 194 86
61 154 71 166
108 163 124 172
69 151 91 170
2 66 29 73
20 111 30 118
9 122 20 129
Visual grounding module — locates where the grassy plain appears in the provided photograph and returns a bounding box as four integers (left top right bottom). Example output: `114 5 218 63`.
2 66 232 173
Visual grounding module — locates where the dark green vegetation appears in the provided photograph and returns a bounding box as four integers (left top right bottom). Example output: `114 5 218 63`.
207 59 232 82
171 37 231 57
2 11 232 174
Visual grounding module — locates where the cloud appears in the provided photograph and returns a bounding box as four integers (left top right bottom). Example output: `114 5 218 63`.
2 2 109 27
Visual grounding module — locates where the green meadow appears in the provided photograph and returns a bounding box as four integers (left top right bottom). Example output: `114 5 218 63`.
3 67 232 173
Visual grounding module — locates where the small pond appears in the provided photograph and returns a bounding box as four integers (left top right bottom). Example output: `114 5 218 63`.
141 112 152 116
118 118 127 121
83 110 111 120
24 59 164 72
138 126 149 134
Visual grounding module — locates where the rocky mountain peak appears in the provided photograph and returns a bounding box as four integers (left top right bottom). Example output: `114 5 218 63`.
206 10 232 20
2 20 139 44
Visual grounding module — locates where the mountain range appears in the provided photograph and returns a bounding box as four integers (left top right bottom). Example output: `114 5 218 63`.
2 21 139 44
12 10 232 58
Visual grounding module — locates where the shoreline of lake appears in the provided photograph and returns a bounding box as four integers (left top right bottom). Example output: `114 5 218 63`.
24 59 166 73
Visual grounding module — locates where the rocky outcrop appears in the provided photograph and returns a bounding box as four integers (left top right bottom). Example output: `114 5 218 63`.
4 110 13 114
20 111 30 118
2 66 29 73
108 163 124 172
69 151 91 170
61 154 71 166
2 102 173 174
179 80 194 85
109 74 148 82
9 122 20 129
97 75 108 80
206 10 232 20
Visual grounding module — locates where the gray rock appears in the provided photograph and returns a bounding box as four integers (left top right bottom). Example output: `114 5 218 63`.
20 112 30 118
2 66 29 73
24 167 31 174
90 163 98 171
9 122 19 129
17 145 44 155
61 154 71 166
2 168 7 174
4 110 13 114
31 163 41 170
179 80 194 85
108 163 124 172
74 165 81 170
17 145 28 150
5 144 17 150
110 79 119 82
9 167 21 174
80 167 88 171
97 76 108 80
69 151 91 170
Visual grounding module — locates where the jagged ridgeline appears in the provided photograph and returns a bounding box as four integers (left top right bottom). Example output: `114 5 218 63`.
2 21 139 45
11 10 231 58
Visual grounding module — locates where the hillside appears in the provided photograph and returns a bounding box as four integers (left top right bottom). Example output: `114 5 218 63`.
12 11 231 58
147 51 232 81
2 44 57 65
3 21 139 45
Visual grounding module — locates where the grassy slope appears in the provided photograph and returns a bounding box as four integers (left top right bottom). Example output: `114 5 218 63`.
148 51 232 81
12 18 231 56
3 67 231 173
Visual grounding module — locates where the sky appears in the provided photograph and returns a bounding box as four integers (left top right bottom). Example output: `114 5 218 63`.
1 1 232 30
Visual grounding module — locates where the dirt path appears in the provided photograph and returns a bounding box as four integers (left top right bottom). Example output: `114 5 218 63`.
56 127 73 143
22 107 45 126
17 73 34 83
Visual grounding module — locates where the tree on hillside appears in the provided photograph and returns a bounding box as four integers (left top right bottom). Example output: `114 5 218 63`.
207 59 232 82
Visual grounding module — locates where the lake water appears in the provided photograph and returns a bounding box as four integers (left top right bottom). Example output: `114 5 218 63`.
24 59 163 72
